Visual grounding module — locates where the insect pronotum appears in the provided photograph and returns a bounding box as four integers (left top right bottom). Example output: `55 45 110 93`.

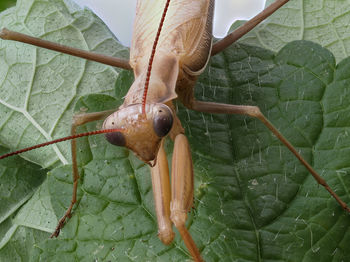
0 0 349 261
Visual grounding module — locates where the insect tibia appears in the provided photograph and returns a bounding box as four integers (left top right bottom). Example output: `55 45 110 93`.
0 27 9 38
0 28 131 70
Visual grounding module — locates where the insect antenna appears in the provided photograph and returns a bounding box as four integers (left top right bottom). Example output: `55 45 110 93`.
0 128 123 160
142 0 171 115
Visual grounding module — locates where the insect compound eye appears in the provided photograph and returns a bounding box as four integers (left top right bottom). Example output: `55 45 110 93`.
105 131 126 147
153 106 173 137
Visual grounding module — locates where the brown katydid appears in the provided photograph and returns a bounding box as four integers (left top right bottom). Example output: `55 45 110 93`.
0 1 345 259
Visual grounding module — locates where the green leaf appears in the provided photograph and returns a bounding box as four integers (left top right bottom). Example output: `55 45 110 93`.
31 41 350 261
238 0 350 63
0 0 15 12
1 1 350 262
0 224 48 262
0 0 128 168
0 146 48 260
0 147 46 224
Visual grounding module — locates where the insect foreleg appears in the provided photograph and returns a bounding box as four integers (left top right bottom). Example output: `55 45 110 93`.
151 140 174 245
51 109 115 238
188 100 350 213
170 134 202 261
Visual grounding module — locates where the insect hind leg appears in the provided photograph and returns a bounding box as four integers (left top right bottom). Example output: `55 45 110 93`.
188 100 350 213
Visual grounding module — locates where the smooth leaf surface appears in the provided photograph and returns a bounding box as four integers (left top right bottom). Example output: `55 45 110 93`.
239 0 350 63
0 0 350 262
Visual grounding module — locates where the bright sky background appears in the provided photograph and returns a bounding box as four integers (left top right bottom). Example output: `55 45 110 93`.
73 0 266 46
